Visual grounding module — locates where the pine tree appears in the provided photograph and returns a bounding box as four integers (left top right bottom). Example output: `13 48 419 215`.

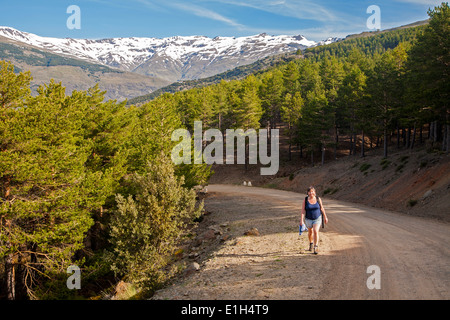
337 62 368 157
405 2 449 151
127 94 183 173
1 61 33 299
283 61 299 95
234 75 262 130
234 75 262 169
297 59 330 165
259 69 284 130
320 56 345 159
210 80 230 131
366 48 404 157
1 79 97 299
281 92 303 160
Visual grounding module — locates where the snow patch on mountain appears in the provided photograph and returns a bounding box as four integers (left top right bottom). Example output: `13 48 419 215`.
0 26 339 82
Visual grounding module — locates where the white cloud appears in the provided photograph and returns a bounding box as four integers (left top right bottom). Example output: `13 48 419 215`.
207 0 342 23
198 0 364 40
127 0 247 29
172 2 246 29
393 0 443 5
232 1 373 39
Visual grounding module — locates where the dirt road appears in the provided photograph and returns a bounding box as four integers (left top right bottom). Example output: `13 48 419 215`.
152 184 450 300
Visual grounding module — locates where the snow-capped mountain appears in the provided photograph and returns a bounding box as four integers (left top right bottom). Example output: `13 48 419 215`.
317 37 341 46
0 26 334 82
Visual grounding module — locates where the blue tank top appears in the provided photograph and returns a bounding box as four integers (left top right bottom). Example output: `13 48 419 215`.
305 197 321 220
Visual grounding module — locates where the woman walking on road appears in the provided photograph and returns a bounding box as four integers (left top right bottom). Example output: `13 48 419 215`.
300 186 328 254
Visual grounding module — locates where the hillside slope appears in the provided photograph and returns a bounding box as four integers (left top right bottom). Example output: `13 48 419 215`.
126 50 303 105
209 147 450 223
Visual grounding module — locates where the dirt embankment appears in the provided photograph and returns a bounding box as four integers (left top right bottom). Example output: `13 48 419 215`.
209 147 450 222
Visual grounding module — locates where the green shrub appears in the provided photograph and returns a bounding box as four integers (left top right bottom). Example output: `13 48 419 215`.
359 163 372 172
107 153 203 295
324 188 339 195
380 158 391 170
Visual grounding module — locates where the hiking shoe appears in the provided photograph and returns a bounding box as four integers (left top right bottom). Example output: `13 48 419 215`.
308 243 313 251
314 245 319 255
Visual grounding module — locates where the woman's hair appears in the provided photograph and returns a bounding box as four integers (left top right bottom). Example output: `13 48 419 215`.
307 186 315 193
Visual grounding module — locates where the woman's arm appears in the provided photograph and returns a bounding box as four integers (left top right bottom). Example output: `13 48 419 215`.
318 197 328 224
301 199 306 225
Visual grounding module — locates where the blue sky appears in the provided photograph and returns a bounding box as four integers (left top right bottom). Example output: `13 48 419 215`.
0 0 444 41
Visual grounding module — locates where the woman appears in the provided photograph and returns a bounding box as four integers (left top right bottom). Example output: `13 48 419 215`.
300 186 328 254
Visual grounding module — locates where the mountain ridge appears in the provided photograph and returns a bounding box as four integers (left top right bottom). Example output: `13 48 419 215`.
0 26 332 83
0 34 171 101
